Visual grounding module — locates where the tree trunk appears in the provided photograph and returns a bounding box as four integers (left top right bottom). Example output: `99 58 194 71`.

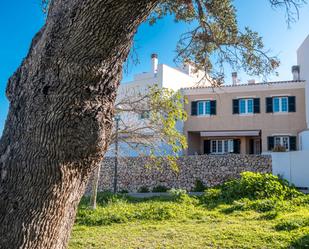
0 1 158 248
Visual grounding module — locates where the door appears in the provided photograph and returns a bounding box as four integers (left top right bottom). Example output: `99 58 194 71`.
249 139 254 154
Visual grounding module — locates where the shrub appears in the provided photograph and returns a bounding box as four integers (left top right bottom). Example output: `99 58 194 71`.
220 196 302 215
138 186 150 193
272 145 287 152
291 235 309 249
202 172 303 205
259 211 279 220
275 218 309 231
192 179 207 192
168 188 187 197
168 188 198 205
202 189 222 204
152 185 169 192
95 191 125 205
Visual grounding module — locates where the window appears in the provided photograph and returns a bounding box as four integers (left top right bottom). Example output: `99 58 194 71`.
217 140 223 153
273 97 288 113
197 101 211 116
224 140 228 153
274 136 290 150
239 98 254 114
211 139 234 154
211 141 217 153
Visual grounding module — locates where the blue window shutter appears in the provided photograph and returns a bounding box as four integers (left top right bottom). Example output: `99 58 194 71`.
266 97 273 113
253 98 260 113
288 96 296 112
210 100 217 115
191 101 197 116
233 99 239 114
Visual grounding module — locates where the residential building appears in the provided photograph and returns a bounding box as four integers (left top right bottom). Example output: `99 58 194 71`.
183 35 309 155
183 79 306 155
272 35 309 189
298 35 309 149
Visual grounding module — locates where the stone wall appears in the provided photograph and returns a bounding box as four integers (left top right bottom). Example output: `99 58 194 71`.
85 154 272 194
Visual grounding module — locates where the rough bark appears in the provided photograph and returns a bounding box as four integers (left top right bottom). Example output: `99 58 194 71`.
0 1 158 248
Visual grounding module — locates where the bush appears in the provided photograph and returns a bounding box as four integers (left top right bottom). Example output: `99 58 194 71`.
168 188 187 197
192 179 207 192
138 186 150 193
275 217 309 231
291 235 309 249
272 145 287 152
152 185 169 192
201 172 303 204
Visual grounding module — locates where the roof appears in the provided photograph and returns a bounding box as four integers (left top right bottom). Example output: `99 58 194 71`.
181 80 305 90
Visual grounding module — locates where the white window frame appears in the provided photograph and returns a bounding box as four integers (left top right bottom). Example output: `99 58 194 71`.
210 139 234 154
273 97 288 113
197 100 211 116
274 136 290 151
239 98 254 115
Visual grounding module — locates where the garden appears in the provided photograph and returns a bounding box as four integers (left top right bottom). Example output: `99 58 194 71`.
69 172 309 249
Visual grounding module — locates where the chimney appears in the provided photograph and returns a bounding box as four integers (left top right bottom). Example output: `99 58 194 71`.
151 53 158 75
232 72 238 85
248 79 256 85
292 65 300 81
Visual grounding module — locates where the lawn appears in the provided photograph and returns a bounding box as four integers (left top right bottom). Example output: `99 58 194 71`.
69 173 309 249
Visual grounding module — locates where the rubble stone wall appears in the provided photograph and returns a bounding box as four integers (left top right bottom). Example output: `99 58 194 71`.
85 155 272 194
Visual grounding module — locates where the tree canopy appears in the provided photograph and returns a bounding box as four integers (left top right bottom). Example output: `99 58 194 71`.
42 0 306 83
150 0 306 83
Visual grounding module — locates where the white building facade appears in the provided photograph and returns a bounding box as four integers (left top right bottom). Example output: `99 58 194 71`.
298 35 309 149
273 35 309 188
114 54 211 156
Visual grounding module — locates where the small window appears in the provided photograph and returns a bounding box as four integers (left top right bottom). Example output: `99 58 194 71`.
224 140 228 153
281 97 288 112
197 101 211 116
273 97 288 113
248 99 253 113
198 102 204 115
211 141 217 153
217 140 223 153
239 98 254 114
210 139 234 154
239 99 246 114
274 136 290 151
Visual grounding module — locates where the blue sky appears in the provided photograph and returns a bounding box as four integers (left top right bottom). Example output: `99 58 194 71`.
1 0 309 134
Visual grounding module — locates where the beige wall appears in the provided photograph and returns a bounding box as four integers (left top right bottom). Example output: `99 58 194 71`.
183 82 306 153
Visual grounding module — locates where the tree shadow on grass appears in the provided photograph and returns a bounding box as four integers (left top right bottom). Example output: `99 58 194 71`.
80 191 186 207
290 234 309 249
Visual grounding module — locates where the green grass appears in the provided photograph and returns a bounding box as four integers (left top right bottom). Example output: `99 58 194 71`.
70 194 309 249
69 173 309 249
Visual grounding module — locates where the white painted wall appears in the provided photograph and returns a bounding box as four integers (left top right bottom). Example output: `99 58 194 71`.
272 151 309 188
161 64 210 91
300 131 309 150
297 35 309 149
297 35 309 127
